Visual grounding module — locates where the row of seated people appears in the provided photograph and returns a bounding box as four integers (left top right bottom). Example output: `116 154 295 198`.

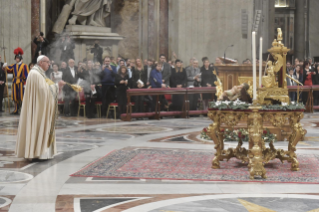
50 55 219 119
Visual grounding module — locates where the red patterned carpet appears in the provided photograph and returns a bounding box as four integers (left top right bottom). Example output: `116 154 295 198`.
71 147 319 184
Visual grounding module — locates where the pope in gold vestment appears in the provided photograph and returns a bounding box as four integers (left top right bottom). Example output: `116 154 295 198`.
15 61 58 159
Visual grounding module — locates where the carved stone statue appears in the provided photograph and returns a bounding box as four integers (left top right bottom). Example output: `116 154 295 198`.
68 0 113 27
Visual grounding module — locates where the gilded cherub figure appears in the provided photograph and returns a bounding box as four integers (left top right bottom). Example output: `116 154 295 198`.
277 28 284 47
277 28 283 41
262 61 278 88
214 80 223 100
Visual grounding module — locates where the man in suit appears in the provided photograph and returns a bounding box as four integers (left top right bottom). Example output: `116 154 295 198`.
286 68 297 102
101 57 117 117
0 55 5 112
159 54 171 87
150 63 168 111
185 59 201 110
60 59 79 116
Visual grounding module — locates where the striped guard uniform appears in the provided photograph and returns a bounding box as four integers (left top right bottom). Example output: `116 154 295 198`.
6 63 30 113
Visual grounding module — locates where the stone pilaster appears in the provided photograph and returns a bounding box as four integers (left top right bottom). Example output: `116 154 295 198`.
31 0 40 61
159 0 169 58
148 0 156 60
294 0 305 60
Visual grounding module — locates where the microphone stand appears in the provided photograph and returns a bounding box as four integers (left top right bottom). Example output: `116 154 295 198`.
224 45 234 64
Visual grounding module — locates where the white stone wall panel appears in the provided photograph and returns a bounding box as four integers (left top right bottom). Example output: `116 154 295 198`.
169 0 253 64
0 0 31 64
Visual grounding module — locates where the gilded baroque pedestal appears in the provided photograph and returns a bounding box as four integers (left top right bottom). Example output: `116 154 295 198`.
207 108 305 179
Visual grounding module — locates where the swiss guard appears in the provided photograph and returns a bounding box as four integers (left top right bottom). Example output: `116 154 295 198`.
3 48 30 115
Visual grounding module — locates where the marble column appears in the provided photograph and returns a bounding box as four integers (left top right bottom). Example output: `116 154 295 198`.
31 0 40 61
159 0 169 58
148 0 156 60
294 0 305 60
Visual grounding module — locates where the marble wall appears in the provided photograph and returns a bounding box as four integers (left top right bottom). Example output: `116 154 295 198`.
112 0 140 59
169 0 254 64
0 0 32 64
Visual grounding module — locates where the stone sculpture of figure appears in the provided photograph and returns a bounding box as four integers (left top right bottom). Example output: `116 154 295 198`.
68 0 113 27
262 61 277 88
219 83 252 103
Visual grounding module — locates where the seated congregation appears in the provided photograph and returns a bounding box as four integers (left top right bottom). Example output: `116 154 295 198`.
48 55 219 119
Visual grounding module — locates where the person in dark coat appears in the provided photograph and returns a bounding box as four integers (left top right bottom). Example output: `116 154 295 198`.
115 66 129 118
159 54 171 87
200 58 217 109
170 59 187 111
150 63 168 111
32 32 49 64
91 41 103 64
60 59 79 116
101 57 117 117
78 60 102 118
60 35 75 62
186 59 201 110
132 59 147 113
0 57 5 112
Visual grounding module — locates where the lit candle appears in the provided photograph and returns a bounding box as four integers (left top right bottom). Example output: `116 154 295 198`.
252 31 257 100
259 37 262 88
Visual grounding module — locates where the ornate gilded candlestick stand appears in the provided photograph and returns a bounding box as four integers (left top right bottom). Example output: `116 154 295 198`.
207 28 306 179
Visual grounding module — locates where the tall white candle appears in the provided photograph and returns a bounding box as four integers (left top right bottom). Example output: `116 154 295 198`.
259 37 262 88
252 31 257 100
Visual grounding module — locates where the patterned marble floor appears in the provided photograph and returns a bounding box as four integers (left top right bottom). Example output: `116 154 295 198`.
1 111 319 212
